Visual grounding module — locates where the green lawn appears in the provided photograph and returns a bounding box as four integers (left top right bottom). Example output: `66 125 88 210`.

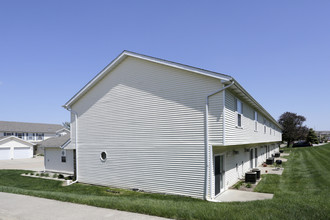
1 144 330 220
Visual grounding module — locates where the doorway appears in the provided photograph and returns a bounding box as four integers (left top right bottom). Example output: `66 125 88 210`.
214 154 225 196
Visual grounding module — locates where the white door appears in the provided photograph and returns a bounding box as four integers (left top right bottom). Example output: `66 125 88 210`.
13 147 32 159
0 148 11 160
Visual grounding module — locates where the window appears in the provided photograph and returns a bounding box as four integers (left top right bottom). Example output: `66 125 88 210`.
4 132 13 136
270 127 272 135
264 119 266 134
254 111 258 131
36 133 44 140
28 133 34 140
16 133 24 139
100 151 107 161
236 99 243 127
61 150 66 163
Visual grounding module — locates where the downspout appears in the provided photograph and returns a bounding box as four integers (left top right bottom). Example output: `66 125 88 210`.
63 106 79 184
205 80 234 201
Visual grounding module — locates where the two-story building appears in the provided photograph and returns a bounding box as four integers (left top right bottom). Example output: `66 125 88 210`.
0 121 65 159
63 51 282 200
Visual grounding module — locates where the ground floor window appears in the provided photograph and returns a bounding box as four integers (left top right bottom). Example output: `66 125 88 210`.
61 156 66 163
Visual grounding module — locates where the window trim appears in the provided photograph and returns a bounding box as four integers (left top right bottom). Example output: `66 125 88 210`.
236 99 243 128
254 111 258 132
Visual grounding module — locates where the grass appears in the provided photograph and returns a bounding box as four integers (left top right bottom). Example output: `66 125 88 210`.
1 144 330 219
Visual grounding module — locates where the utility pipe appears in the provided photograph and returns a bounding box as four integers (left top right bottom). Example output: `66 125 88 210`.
63 106 79 184
205 80 234 201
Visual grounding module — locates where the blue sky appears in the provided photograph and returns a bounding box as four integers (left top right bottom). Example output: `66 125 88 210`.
1 0 329 130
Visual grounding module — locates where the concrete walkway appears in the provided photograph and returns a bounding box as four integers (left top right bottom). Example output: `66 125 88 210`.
0 156 44 171
215 190 273 202
0 192 169 220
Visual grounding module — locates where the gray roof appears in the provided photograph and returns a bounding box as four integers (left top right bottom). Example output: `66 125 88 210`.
0 121 64 133
39 134 71 148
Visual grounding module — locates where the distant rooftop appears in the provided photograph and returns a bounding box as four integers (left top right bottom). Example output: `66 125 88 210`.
0 121 64 133
39 133 71 148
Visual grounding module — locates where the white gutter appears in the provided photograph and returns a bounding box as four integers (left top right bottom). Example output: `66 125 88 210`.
205 80 234 201
62 106 79 184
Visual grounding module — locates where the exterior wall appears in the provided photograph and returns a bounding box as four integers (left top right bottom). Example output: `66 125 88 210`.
0 139 33 160
212 143 280 197
208 91 224 145
224 90 282 145
44 148 74 174
71 57 225 199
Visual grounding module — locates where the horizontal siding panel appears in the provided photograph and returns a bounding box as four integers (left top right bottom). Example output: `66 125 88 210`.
72 57 224 199
225 90 282 145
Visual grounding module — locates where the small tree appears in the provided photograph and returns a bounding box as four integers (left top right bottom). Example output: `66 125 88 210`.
306 128 318 144
278 112 307 147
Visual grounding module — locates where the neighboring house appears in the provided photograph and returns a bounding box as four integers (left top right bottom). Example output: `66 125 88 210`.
63 51 282 200
40 132 75 175
0 121 66 155
0 136 34 160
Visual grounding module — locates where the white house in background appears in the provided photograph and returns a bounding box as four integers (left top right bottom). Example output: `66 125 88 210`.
63 51 282 200
40 132 75 175
0 121 66 155
0 136 34 160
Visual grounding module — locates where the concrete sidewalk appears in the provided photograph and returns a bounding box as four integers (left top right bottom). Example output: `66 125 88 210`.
215 189 273 202
0 156 44 171
0 192 170 220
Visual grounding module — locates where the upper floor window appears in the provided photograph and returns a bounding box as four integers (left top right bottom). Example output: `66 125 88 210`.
16 133 24 139
263 119 267 134
4 132 14 136
254 111 258 131
27 133 34 140
235 99 243 127
36 133 44 140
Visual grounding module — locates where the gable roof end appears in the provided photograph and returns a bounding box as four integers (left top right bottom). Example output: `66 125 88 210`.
63 50 232 108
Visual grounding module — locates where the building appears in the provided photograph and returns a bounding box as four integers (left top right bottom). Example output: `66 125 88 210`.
0 121 66 155
63 51 282 200
41 132 75 175
0 136 34 160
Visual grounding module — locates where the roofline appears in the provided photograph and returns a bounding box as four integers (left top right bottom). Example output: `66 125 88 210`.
63 50 232 108
55 128 70 133
230 79 283 129
0 136 35 146
60 139 71 149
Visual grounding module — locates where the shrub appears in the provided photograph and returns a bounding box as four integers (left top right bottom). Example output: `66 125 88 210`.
44 173 49 177
52 174 58 178
246 183 252 188
36 173 40 176
40 173 45 177
58 174 64 179
233 181 243 189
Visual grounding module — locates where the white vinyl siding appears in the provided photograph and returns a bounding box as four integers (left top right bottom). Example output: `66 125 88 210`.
213 143 280 196
208 90 224 145
44 148 74 174
224 90 282 145
71 57 224 199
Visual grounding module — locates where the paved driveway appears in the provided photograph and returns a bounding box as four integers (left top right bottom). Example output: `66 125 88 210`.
0 192 169 220
0 156 44 171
